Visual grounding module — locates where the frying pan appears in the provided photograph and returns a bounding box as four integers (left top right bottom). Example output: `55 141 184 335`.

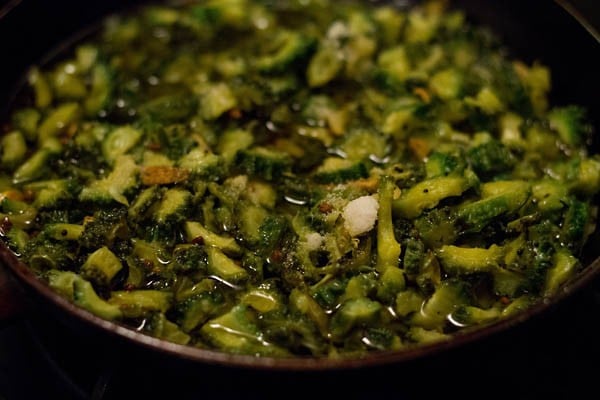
0 0 599 379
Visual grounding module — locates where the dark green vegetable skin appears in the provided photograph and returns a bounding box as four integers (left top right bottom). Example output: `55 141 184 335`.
0 0 598 358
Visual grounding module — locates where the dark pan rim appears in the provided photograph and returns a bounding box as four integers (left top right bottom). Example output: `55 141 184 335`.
555 0 600 42
2 242 600 371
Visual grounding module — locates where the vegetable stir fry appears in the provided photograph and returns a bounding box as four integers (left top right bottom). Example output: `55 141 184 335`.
1 0 598 358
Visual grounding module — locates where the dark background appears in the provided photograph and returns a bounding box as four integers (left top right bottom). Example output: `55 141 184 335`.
1 1 599 399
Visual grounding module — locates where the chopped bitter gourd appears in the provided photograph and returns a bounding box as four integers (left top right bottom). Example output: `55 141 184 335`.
79 155 139 205
393 176 471 219
1 0 598 359
81 246 123 286
73 277 123 320
235 147 292 181
313 158 368 184
109 290 173 317
256 31 316 74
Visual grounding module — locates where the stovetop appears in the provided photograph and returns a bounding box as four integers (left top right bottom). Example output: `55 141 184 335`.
1 276 599 400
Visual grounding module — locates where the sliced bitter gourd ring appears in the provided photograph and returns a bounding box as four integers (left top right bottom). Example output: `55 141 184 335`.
393 176 471 219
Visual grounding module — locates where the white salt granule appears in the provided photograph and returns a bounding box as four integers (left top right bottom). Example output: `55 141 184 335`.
342 195 379 237
304 232 324 251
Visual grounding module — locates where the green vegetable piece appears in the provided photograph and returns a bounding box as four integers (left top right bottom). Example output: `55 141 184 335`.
85 63 113 115
414 207 458 248
238 203 268 244
79 155 139 205
75 45 99 72
458 180 530 232
342 273 377 301
381 107 416 136
0 131 27 168
499 112 525 148
561 199 589 251
44 223 84 241
130 238 168 271
330 298 382 339
501 296 534 318
73 278 123 320
236 147 292 181
525 125 559 160
571 158 600 196
437 244 504 275
201 305 286 356
377 266 406 303
241 288 281 313
0 197 37 229
206 246 248 283
81 246 123 286
395 289 424 317
313 158 368 184
256 31 315 74
25 179 74 209
532 180 568 213
244 180 277 209
289 289 328 335
459 196 511 232
411 280 468 329
548 105 590 146
491 266 525 298
185 221 241 255
189 1 237 27
200 83 237 120
405 7 441 43
429 68 462 100
544 250 578 296
51 63 87 99
407 327 449 344
109 290 173 317
178 149 222 178
175 291 222 332
5 227 29 254
377 176 402 272
171 244 208 274
425 152 461 179
217 129 254 163
28 67 53 109
38 103 80 143
153 188 191 224
393 176 470 219
450 305 501 327
465 86 504 114
12 148 54 185
377 46 411 84
467 140 515 178
79 207 127 249
403 238 425 275
102 126 143 165
146 313 191 345
307 42 343 87
23 240 72 271
373 6 405 46
144 6 180 25
141 93 198 122
128 186 161 221
339 130 388 163
46 270 79 300
481 180 530 202
11 108 41 141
